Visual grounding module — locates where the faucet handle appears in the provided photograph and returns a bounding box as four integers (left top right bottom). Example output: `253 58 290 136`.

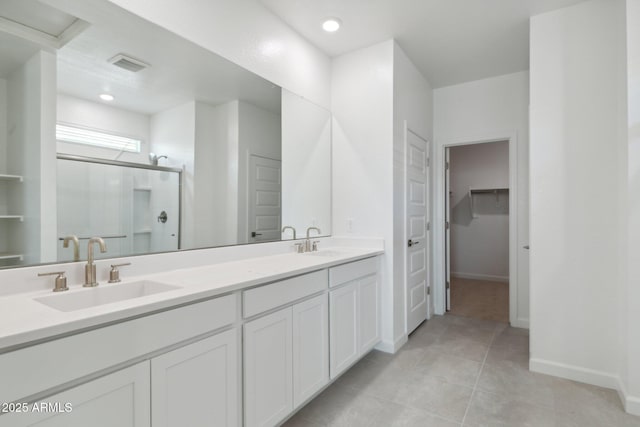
108 263 131 283
294 243 305 254
38 271 68 292
312 240 320 252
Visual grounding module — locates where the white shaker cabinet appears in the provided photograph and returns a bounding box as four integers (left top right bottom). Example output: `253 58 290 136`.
358 274 381 354
151 329 239 427
329 283 359 378
329 258 381 379
244 307 293 427
244 293 329 427
1 362 150 427
292 294 329 408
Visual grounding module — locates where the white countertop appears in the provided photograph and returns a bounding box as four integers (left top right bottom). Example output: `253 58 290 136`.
0 246 383 352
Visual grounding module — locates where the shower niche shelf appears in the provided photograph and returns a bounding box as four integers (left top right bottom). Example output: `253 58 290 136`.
468 187 509 218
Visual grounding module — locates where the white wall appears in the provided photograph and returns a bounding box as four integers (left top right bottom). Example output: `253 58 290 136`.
332 40 395 349
332 40 433 351
281 89 331 238
150 102 196 248
105 0 331 109
625 0 640 413
433 71 529 326
449 141 509 281
6 51 57 265
0 78 7 174
529 0 627 393
392 42 434 344
57 94 151 164
193 101 239 248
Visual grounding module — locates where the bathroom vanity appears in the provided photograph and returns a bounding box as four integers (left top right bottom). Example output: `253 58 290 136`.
0 247 382 427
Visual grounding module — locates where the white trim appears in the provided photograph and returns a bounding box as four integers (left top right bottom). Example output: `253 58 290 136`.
403 121 432 335
433 131 522 329
451 272 508 283
530 358 619 389
511 318 529 329
375 334 407 354
531 358 640 416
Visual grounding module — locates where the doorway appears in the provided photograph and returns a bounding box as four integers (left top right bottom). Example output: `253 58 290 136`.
445 141 509 322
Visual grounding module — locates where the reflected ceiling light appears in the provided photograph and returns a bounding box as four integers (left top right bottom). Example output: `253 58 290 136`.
322 18 341 33
99 93 114 101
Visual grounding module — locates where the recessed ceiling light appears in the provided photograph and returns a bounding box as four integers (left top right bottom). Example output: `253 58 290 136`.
322 18 341 33
99 93 114 101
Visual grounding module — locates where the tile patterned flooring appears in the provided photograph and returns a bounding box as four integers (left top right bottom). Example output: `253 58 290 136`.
283 314 640 427
449 278 509 323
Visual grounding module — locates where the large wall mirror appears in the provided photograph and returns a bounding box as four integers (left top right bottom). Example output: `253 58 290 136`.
0 0 331 268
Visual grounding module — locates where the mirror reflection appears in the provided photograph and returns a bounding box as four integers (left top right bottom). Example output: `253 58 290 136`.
0 0 331 268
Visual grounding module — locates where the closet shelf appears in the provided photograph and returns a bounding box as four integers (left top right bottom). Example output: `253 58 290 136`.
0 253 23 261
468 187 509 218
0 174 23 182
0 215 24 221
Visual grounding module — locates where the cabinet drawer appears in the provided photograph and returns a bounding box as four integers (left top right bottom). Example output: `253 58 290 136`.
243 270 327 318
0 294 237 404
329 257 377 288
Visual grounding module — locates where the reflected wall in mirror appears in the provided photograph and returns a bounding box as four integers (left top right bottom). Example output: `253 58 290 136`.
0 0 331 269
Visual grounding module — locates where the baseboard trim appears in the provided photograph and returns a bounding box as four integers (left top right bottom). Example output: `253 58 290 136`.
529 358 619 389
616 377 640 416
511 317 529 329
451 272 509 283
375 334 407 354
530 358 640 416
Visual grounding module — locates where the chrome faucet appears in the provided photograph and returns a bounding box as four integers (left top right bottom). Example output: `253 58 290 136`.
84 237 107 287
63 235 80 261
305 227 321 252
282 226 297 240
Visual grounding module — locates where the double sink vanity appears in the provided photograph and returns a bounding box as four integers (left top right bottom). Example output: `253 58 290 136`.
0 242 383 427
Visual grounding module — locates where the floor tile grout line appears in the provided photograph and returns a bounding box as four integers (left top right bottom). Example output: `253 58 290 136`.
460 323 499 426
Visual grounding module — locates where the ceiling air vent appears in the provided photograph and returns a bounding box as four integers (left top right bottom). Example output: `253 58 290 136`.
108 54 150 72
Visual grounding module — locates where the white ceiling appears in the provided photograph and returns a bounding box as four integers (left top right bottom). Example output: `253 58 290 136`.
1 0 281 116
51 0 281 116
259 0 588 87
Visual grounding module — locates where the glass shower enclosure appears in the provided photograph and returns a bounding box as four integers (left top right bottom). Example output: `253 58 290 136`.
56 155 182 262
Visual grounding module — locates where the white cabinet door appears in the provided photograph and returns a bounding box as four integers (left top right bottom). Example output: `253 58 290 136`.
292 294 329 408
329 282 359 379
358 274 381 354
0 362 150 427
244 307 293 427
151 329 239 427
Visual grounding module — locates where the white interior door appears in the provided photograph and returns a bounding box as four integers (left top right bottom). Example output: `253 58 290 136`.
445 147 451 311
248 155 281 243
406 127 430 334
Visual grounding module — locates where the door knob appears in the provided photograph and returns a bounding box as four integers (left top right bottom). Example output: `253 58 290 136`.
251 231 262 238
408 239 420 247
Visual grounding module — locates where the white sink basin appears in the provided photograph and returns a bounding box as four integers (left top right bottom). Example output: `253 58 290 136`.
35 281 180 312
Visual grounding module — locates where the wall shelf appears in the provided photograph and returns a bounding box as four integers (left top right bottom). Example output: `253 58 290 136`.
0 253 23 261
0 174 23 182
0 215 24 221
468 187 509 218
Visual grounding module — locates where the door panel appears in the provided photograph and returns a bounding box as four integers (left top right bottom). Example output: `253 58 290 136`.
292 294 329 408
406 128 430 333
248 155 281 243
1 362 150 427
151 331 238 427
244 308 293 427
329 283 358 379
